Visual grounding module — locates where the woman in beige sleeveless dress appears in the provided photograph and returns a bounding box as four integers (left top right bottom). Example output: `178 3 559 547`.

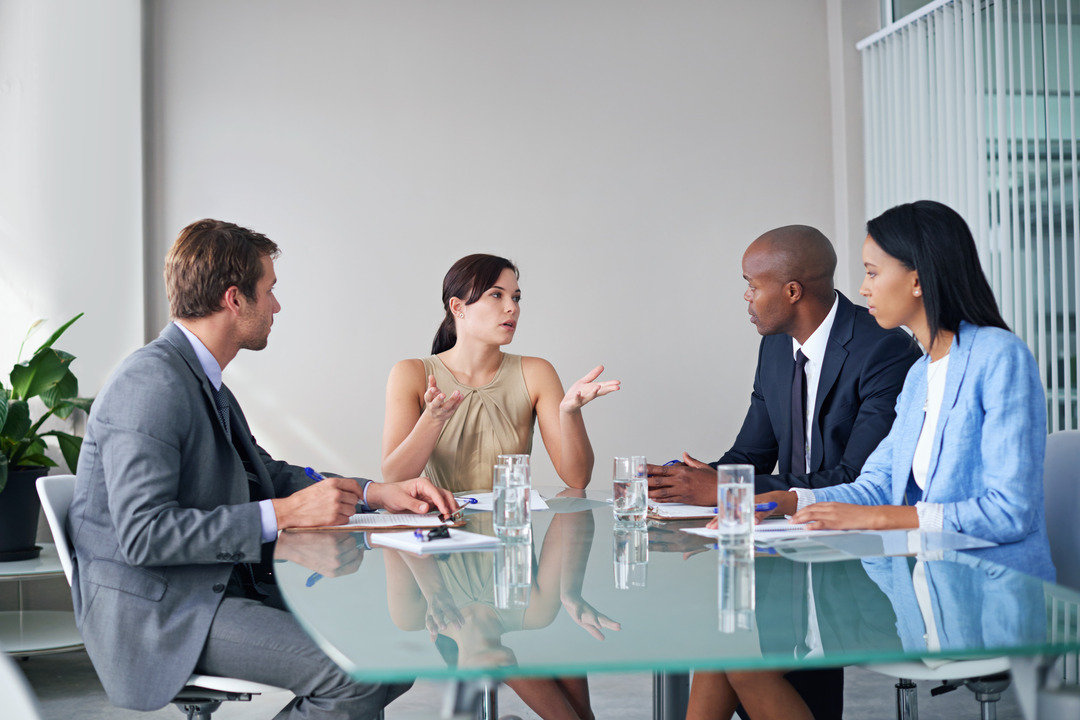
381 254 619 720
381 254 619 492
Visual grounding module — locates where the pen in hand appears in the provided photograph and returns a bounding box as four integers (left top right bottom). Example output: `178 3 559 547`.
304 467 325 482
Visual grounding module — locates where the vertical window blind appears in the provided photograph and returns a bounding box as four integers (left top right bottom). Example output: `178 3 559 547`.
860 0 1080 431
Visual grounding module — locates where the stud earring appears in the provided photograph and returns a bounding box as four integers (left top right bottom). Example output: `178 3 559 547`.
458 313 464 319
914 290 921 297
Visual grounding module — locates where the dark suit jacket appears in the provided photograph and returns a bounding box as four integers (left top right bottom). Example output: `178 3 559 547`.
67 323 313 711
716 292 920 492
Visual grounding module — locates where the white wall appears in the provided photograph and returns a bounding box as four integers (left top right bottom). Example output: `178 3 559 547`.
0 0 142 610
145 0 848 482
0 0 143 446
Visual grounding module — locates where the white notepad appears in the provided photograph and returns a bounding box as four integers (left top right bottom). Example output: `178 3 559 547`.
370 529 500 554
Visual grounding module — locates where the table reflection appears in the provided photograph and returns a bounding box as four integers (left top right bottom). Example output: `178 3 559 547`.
380 490 620 673
861 551 1047 656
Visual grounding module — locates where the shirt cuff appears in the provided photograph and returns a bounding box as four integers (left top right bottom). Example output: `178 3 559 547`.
258 499 278 542
359 479 374 513
791 487 816 512
915 501 945 531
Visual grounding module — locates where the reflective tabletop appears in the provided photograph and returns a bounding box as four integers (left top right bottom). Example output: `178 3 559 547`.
274 486 1080 688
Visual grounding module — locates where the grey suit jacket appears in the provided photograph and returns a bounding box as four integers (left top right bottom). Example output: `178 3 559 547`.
67 323 311 710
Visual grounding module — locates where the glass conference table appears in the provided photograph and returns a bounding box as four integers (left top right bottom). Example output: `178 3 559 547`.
274 486 1080 719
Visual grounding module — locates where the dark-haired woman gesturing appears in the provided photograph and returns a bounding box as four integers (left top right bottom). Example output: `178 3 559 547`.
382 254 619 491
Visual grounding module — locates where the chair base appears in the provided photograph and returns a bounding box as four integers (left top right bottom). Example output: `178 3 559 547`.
893 672 1011 720
172 687 254 720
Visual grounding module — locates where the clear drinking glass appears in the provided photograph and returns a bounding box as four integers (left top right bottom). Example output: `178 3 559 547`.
612 523 649 590
716 464 754 538
493 463 530 538
717 538 755 633
496 454 531 485
612 456 648 522
494 534 533 609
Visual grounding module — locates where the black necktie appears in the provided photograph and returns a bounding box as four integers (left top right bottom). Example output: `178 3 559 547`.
212 384 230 438
791 349 808 475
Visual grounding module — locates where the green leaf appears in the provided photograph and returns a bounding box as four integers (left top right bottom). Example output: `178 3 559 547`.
0 385 7 436
0 400 30 440
34 313 83 355
16 452 56 468
10 348 73 401
46 431 83 473
40 370 79 414
0 454 7 495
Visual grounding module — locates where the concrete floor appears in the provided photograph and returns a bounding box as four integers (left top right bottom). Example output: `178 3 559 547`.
11 648 1026 719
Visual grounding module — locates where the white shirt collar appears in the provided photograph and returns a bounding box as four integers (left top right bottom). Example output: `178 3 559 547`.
173 321 224 390
792 292 839 365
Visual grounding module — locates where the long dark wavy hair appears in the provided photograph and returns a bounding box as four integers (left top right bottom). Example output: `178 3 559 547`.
866 200 1008 348
431 254 519 354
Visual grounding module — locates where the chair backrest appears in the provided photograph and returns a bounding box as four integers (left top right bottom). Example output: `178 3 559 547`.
36 474 77 586
0 651 43 720
1044 430 1080 591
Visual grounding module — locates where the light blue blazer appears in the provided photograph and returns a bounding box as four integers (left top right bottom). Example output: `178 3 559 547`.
816 322 1055 581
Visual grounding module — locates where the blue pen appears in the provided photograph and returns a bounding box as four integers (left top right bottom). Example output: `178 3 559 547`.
663 459 682 466
306 572 322 587
459 497 479 505
304 467 325 482
711 502 778 514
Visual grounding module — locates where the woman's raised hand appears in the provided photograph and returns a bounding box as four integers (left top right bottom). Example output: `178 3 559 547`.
423 375 464 422
560 365 621 412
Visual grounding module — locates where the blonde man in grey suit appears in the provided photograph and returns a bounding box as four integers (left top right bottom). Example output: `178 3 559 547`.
67 219 457 718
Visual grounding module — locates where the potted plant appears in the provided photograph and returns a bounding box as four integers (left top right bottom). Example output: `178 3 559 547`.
0 314 93 560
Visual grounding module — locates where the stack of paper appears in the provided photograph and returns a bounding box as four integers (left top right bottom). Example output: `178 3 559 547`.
647 502 716 520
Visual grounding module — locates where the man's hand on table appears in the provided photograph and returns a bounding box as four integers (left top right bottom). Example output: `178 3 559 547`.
367 476 458 517
646 453 718 505
274 476 364 529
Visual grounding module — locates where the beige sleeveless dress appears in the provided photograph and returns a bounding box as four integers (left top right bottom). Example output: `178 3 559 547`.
421 353 535 492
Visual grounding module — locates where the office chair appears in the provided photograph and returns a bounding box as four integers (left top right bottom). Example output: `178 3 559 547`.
1043 430 1080 707
1 650 44 720
37 474 288 720
1044 430 1080 593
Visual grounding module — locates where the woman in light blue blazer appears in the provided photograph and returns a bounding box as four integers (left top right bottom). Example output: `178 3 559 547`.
780 200 1055 581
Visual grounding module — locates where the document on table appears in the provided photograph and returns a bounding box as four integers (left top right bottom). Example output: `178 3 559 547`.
370 529 500 554
284 498 473 532
680 517 838 539
647 502 716 520
457 492 550 512
285 512 463 532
